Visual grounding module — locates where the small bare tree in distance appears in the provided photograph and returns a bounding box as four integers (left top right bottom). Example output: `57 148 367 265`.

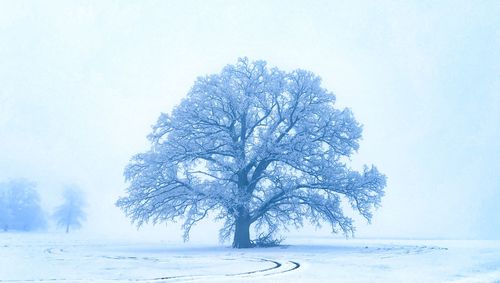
54 185 86 233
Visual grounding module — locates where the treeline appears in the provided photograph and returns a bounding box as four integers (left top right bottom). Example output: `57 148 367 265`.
0 179 45 231
0 179 86 233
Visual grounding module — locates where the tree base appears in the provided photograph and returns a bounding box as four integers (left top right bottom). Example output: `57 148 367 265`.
232 214 252 248
232 240 254 249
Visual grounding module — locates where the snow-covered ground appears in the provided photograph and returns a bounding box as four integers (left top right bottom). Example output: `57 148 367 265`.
1 233 500 283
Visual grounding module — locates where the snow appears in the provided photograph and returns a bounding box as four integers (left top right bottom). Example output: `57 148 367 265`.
1 233 500 283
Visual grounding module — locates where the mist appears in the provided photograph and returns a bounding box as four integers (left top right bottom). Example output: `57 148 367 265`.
0 0 498 243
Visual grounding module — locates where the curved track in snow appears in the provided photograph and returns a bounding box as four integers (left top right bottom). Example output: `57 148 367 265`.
0 254 300 282
147 258 300 281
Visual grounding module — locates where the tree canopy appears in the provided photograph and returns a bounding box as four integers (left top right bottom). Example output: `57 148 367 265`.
117 58 386 248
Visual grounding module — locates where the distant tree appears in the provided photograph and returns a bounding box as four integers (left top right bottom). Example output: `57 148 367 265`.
117 58 386 248
0 179 47 231
0 188 9 231
53 186 86 233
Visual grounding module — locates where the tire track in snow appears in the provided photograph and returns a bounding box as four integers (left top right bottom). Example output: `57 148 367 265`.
0 257 300 282
149 258 300 281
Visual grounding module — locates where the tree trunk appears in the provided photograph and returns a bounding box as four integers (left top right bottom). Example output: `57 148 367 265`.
232 212 252 248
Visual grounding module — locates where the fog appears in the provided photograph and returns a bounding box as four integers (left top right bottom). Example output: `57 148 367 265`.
0 0 498 242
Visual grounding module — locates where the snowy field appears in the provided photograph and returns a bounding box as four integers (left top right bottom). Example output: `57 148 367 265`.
1 233 500 283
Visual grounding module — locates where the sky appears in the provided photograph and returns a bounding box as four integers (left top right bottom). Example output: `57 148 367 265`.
0 0 499 242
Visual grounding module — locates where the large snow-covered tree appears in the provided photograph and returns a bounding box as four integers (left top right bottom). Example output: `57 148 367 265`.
54 186 86 233
117 58 386 248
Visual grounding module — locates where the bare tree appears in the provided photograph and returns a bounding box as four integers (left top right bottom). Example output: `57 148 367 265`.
117 58 386 248
54 186 86 233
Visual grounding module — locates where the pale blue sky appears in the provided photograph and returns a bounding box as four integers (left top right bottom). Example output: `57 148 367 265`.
0 0 499 241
